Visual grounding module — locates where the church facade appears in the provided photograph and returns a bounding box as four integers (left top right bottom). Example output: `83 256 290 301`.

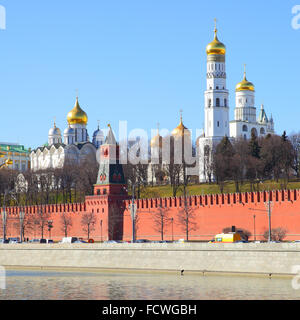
30 97 104 171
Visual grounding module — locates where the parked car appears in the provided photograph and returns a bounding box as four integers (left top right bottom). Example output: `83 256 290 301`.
39 239 47 244
135 239 150 243
60 237 78 244
209 233 242 243
73 240 87 243
8 237 21 244
29 239 40 243
104 240 118 244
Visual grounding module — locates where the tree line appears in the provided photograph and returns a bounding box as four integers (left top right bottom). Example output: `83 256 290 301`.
0 131 299 207
0 158 99 207
211 132 297 193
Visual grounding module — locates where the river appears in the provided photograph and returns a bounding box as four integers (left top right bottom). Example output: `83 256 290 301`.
0 270 299 300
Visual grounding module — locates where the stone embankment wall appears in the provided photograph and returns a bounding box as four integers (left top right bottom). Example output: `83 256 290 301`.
1 243 300 277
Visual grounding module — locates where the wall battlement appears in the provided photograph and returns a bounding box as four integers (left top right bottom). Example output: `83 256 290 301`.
124 189 298 210
1 189 300 242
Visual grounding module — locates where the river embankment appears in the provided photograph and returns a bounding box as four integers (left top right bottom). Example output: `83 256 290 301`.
1 243 300 278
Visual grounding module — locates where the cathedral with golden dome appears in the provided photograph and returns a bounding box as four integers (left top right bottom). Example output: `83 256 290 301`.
30 97 103 171
198 22 275 182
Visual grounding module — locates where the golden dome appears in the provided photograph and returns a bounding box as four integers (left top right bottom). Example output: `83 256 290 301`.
236 70 255 92
172 116 191 137
67 97 88 125
150 130 162 148
206 28 226 56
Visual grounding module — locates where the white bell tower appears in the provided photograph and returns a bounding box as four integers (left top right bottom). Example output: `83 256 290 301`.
198 20 229 183
204 20 229 138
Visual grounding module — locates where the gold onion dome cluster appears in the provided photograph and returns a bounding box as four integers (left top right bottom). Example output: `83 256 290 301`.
206 28 226 55
236 72 255 92
67 97 88 125
171 116 191 137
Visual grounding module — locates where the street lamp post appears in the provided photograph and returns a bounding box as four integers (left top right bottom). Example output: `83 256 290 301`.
131 184 137 243
2 206 6 242
100 220 103 242
264 197 274 243
253 215 256 242
249 192 274 243
19 209 25 243
2 191 7 242
171 218 174 242
47 220 53 240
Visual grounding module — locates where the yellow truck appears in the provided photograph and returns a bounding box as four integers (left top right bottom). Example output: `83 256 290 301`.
210 233 242 243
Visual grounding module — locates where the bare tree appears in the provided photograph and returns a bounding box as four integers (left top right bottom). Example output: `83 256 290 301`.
81 212 97 240
177 196 197 241
60 212 73 237
289 132 300 178
152 205 170 241
33 207 51 239
263 227 287 242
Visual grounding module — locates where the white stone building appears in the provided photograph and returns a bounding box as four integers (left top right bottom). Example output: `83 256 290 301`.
198 25 275 182
30 97 103 171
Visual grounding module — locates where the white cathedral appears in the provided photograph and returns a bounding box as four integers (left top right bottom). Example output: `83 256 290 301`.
197 24 274 182
30 24 275 185
30 97 104 170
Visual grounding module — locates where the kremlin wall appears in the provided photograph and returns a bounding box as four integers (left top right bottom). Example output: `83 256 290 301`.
2 188 300 242
0 25 295 245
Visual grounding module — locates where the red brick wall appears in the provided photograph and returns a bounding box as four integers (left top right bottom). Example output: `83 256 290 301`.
2 189 300 242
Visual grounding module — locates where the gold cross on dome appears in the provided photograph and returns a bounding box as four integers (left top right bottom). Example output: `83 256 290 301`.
243 64 247 79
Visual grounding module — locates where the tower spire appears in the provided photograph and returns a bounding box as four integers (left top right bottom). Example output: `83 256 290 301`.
214 18 217 38
179 109 183 124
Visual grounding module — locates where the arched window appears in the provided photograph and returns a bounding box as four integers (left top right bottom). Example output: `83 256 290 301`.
224 99 227 107
216 98 220 107
208 99 212 108
260 128 266 135
251 128 258 137
204 145 210 157
242 125 248 132
216 86 219 90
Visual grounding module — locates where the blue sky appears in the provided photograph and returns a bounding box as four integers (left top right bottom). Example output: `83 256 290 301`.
0 0 299 148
